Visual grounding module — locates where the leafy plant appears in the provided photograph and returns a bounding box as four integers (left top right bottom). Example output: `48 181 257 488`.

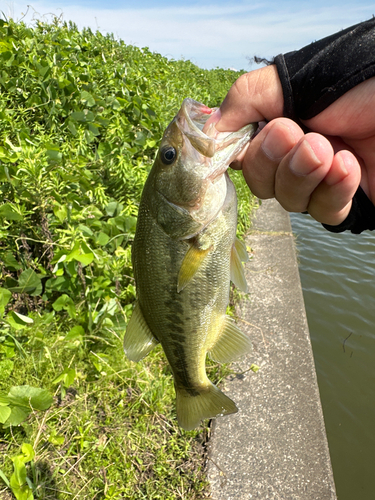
0 15 257 500
0 443 35 500
0 385 53 427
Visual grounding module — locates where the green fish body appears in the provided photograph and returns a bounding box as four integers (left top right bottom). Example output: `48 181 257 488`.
124 99 255 430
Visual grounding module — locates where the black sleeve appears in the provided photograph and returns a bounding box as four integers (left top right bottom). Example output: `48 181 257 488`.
273 18 375 234
322 186 375 234
274 18 375 121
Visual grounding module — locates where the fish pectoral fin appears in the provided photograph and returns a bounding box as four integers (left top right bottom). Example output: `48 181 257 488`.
208 316 252 363
177 242 213 292
176 382 237 431
123 301 159 362
230 240 248 293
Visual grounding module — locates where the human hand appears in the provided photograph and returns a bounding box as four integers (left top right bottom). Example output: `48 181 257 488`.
205 65 375 226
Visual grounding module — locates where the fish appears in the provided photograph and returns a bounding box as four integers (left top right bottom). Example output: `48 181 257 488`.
124 98 256 430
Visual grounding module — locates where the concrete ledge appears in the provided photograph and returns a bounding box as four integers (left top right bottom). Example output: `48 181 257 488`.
208 199 337 500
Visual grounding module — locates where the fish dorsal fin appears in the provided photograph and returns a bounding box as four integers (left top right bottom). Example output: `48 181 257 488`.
208 316 252 363
230 239 248 293
177 241 213 293
123 301 159 362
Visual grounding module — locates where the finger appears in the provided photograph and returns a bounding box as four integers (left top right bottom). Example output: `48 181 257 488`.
240 118 304 198
307 150 361 225
206 65 284 133
275 133 334 213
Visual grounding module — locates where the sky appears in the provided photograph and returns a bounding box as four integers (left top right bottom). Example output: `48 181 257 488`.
3 1 375 70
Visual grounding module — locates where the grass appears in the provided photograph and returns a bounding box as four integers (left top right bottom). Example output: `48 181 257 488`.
0 313 237 499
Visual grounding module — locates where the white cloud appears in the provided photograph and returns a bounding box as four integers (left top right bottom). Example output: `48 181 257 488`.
6 1 375 69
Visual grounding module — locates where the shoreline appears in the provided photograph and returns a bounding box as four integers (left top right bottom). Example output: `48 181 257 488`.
207 199 337 499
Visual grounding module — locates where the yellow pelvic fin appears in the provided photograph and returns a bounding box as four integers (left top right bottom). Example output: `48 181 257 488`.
208 316 252 363
230 241 248 293
176 382 237 431
123 301 159 362
177 242 212 293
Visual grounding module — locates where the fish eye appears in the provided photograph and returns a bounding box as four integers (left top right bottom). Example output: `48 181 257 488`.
160 146 176 165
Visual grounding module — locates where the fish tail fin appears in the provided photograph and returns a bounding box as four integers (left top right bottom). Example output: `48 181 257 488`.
176 383 237 431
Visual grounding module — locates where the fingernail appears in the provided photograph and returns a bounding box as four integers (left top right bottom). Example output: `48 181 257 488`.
211 108 222 122
325 152 350 186
289 139 322 176
203 108 221 134
261 122 295 161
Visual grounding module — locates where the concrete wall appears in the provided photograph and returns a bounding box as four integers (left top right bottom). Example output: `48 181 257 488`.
208 199 337 500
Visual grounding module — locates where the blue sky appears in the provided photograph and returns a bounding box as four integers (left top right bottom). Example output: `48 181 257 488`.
4 1 375 70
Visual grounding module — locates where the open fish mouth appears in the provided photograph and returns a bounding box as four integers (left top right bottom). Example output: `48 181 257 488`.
176 98 256 177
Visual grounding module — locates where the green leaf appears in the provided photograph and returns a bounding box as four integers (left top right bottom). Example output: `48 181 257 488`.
6 312 29 330
3 406 29 427
52 295 76 319
7 269 42 296
2 252 22 271
18 269 42 293
11 455 27 485
44 276 70 293
0 406 12 424
95 232 110 246
65 325 84 341
0 203 23 221
0 287 12 316
52 294 74 312
74 252 94 266
88 123 100 136
8 386 53 411
134 131 146 146
21 444 35 463
53 204 67 223
0 468 10 487
13 312 33 324
52 367 76 388
80 90 95 107
45 143 62 162
77 224 94 237
67 119 77 135
105 201 123 217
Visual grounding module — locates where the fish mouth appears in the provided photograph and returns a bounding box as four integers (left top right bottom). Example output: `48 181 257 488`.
176 98 256 178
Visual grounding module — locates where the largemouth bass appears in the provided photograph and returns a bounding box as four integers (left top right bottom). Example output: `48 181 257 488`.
124 98 256 430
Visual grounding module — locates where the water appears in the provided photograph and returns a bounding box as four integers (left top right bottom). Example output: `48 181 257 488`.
290 213 375 500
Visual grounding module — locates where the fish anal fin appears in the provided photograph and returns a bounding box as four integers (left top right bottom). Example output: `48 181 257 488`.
123 301 159 362
230 242 248 293
176 382 237 431
208 316 252 363
177 242 213 292
235 237 249 262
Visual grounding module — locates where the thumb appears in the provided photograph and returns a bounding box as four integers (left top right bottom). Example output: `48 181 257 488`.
207 65 284 132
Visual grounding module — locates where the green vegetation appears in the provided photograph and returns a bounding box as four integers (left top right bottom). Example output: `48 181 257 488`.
0 17 257 499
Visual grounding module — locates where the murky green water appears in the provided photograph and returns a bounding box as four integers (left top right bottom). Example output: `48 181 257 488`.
290 213 375 500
